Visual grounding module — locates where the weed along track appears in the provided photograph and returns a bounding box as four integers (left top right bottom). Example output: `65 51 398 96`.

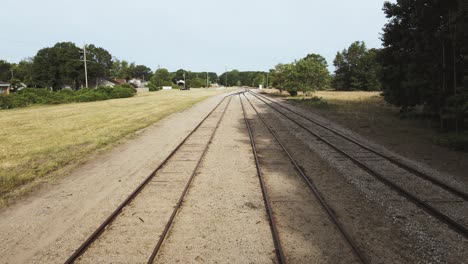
247 90 468 239
66 94 233 263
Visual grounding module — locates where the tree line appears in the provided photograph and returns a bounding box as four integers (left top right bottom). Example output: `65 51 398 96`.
1 42 154 91
218 42 381 96
380 0 467 119
0 42 221 91
230 0 468 127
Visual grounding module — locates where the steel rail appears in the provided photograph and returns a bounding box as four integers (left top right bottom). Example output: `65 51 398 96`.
242 93 368 264
249 90 468 201
240 94 286 264
147 95 233 263
65 94 233 264
245 92 468 239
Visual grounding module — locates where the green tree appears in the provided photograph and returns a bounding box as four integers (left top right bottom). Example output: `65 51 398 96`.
85 44 113 79
219 69 241 86
172 69 186 83
333 41 381 91
0 60 12 81
296 53 330 93
110 60 134 80
132 65 153 80
32 42 83 90
208 72 218 85
189 77 206 88
271 63 300 95
380 0 466 115
12 59 34 86
149 68 172 89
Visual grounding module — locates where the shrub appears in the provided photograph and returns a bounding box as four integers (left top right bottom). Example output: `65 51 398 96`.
0 94 13 109
0 85 136 110
189 78 206 88
109 86 135 98
119 83 137 94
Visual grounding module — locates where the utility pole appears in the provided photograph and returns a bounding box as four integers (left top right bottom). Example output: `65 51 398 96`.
157 65 161 89
206 72 209 88
82 44 89 88
183 71 186 89
266 73 269 88
225 66 228 87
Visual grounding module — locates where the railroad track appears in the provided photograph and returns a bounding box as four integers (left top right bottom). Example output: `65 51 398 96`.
65 94 234 263
246 90 468 239
240 92 367 263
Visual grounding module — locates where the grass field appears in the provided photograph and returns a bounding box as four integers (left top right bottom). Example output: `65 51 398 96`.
290 90 392 122
0 88 230 205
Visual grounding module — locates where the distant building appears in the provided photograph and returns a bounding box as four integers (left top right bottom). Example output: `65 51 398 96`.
128 78 149 88
0 82 10 95
89 78 120 88
114 79 127 85
176 80 185 87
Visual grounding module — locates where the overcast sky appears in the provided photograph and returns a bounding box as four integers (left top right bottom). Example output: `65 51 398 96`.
1 0 391 73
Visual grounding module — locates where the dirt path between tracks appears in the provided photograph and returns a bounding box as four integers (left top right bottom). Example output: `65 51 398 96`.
154 95 276 263
0 93 232 264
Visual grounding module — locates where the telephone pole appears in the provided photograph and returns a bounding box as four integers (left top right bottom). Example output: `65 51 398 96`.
82 44 89 88
225 66 228 87
157 64 161 89
206 72 209 88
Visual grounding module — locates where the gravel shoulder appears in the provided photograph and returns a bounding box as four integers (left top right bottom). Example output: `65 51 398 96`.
0 93 230 263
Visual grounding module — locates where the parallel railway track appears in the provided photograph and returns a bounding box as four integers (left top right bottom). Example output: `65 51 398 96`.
247 90 468 239
66 94 234 263
240 92 368 263
64 89 466 263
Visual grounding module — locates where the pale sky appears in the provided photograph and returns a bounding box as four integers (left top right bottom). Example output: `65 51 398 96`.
1 0 391 73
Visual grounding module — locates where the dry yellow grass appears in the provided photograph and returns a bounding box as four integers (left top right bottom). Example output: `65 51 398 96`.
313 90 381 102
310 91 394 122
263 89 393 123
0 88 230 204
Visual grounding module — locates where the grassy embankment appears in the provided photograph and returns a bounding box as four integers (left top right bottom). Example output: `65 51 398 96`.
0 89 230 206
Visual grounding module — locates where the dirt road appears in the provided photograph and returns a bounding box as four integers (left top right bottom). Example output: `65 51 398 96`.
0 90 466 263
